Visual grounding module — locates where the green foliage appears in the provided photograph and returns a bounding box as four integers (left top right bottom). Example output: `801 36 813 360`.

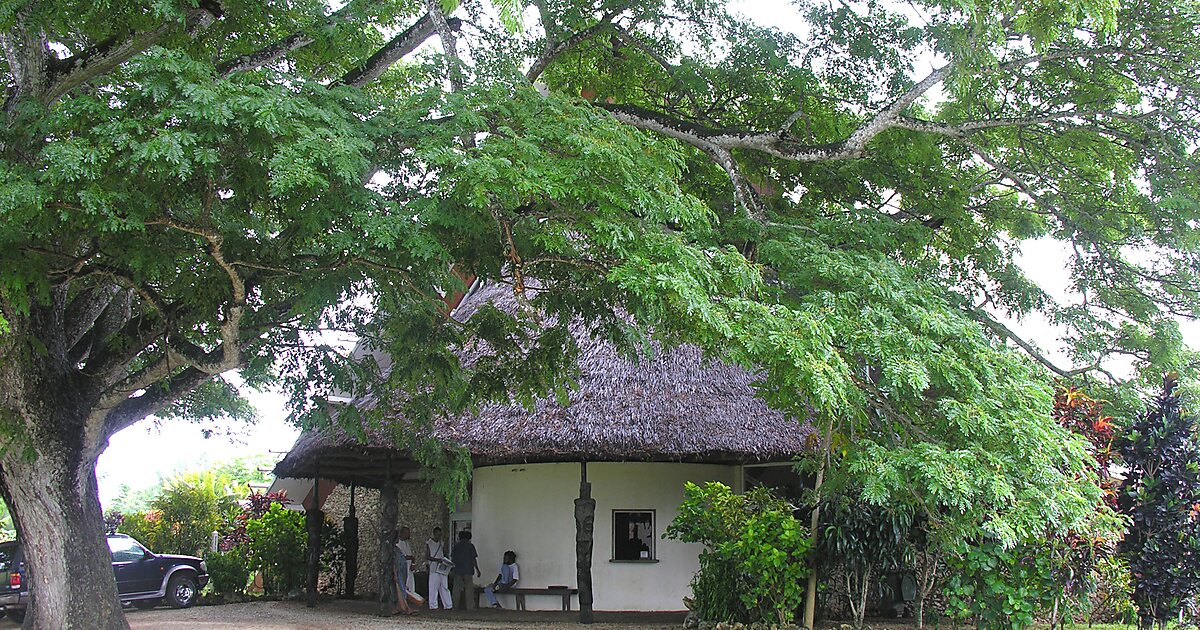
817 495 915 628
205 549 251 597
0 501 13 542
117 469 239 556
942 540 1062 630
1087 556 1137 625
243 503 306 595
666 482 811 625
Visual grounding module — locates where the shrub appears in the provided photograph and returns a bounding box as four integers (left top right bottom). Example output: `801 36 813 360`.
206 549 252 596
941 540 1060 630
666 482 811 626
817 495 914 629
117 510 166 551
1087 556 1137 625
1118 374 1200 630
244 502 307 595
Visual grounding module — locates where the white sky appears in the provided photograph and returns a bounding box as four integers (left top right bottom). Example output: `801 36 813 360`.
94 0 1199 507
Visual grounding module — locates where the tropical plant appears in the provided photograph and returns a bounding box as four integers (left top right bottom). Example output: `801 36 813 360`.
666 482 811 625
941 540 1061 630
117 470 238 556
817 495 914 629
1087 556 1137 625
1047 385 1126 628
1118 374 1200 630
244 503 307 595
205 549 251 597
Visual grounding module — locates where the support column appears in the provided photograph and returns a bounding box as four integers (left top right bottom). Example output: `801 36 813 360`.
306 463 323 608
574 461 596 624
378 458 399 617
343 483 359 599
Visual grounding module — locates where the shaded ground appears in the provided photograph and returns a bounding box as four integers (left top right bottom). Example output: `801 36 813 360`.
117 599 685 630
0 602 1134 629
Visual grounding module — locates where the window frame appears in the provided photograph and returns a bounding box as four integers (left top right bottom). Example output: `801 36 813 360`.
610 509 657 563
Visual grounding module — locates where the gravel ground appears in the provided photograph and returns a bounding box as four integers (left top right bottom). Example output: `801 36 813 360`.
101 600 685 630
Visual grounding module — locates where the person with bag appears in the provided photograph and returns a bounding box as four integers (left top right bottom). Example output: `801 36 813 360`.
425 527 454 610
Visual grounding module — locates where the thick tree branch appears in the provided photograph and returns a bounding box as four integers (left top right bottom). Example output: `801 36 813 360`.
63 284 122 353
600 63 952 165
98 365 212 441
424 0 465 92
972 310 1097 379
340 13 461 88
217 3 357 76
39 2 221 105
68 288 131 366
527 9 622 82
0 4 50 114
144 217 245 375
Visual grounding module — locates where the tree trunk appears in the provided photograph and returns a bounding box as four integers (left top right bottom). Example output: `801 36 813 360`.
0 307 130 630
0 444 128 629
915 549 940 629
856 564 872 630
803 416 835 630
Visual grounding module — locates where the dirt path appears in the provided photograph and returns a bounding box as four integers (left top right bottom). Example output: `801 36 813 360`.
119 600 684 630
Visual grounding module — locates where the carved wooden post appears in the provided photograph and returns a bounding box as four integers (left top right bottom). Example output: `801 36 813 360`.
378 457 399 617
343 483 359 599
574 461 596 624
306 462 323 608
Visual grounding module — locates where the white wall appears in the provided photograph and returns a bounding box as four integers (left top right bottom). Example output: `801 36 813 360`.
471 461 735 611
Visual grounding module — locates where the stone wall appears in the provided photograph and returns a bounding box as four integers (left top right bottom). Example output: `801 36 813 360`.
319 482 448 598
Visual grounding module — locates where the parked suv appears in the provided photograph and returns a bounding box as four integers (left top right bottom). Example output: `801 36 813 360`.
108 534 208 610
0 535 208 618
0 540 28 623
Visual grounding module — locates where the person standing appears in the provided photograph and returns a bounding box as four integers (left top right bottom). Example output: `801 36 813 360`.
450 530 481 609
389 529 416 616
483 551 520 609
395 526 417 595
425 527 453 610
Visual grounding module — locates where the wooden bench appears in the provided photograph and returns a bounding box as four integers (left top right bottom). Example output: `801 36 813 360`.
475 585 579 611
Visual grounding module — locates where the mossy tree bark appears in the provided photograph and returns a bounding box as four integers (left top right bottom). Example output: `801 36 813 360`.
0 306 130 630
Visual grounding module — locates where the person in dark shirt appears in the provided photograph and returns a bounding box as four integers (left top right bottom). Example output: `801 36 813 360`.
450 530 481 609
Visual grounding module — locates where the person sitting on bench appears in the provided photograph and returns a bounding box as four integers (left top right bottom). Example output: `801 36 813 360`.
483 550 520 608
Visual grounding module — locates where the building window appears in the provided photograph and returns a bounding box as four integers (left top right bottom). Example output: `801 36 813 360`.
612 510 656 561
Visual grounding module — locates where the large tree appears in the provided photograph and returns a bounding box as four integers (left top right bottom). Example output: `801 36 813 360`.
0 0 1197 627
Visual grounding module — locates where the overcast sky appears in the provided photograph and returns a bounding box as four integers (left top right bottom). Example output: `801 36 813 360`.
94 0 1200 508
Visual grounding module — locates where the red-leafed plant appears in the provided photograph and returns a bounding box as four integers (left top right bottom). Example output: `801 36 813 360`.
1048 384 1124 626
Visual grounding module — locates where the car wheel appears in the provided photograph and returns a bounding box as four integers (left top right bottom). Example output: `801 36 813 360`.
166 573 198 608
131 599 160 610
7 608 24 623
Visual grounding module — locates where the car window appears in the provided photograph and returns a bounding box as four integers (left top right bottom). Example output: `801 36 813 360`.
0 544 14 572
107 537 146 563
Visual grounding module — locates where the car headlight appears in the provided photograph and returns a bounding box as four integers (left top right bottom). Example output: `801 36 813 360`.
200 561 207 573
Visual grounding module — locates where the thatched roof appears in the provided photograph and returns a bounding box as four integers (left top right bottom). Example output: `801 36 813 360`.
274 282 815 487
